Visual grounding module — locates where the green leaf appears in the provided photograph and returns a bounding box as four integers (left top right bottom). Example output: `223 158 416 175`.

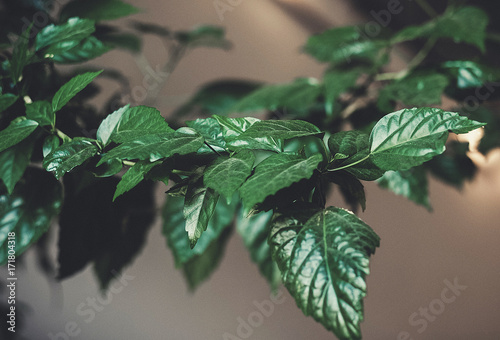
52 36 112 64
0 119 38 153
213 115 282 152
35 17 95 53
26 100 54 126
270 206 379 340
97 104 174 146
304 26 388 65
230 78 321 114
328 131 384 181
98 32 141 53
0 136 35 194
97 129 204 165
183 179 220 248
236 210 280 288
377 73 449 112
113 161 157 201
60 0 140 22
392 6 488 52
369 108 485 171
10 24 33 83
43 135 60 158
0 168 62 265
43 138 99 179
52 70 103 113
176 25 231 49
323 67 364 116
186 117 226 149
163 195 237 290
239 153 322 209
441 61 499 89
378 166 431 210
326 171 366 212
238 120 322 140
204 150 255 201
92 158 123 178
0 94 18 113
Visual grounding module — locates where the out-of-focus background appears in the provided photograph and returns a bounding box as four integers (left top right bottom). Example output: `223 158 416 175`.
1 1 500 339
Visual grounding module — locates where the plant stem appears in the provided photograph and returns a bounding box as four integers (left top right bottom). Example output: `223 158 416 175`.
55 128 71 142
327 154 370 172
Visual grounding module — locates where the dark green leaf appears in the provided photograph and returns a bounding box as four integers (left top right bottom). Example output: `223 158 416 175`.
52 70 103 113
324 68 364 116
0 168 62 265
239 153 322 209
0 94 18 113
10 24 33 83
238 120 321 140
0 136 35 194
270 206 379 340
204 150 255 201
441 61 496 89
392 6 488 52
304 26 388 65
183 179 220 248
60 0 140 22
0 119 38 153
52 36 112 64
98 129 204 165
92 158 123 178
369 108 485 171
43 138 99 179
377 73 449 112
378 166 431 210
230 78 321 114
42 135 60 158
26 100 54 126
35 17 95 53
98 32 142 53
113 161 157 201
326 171 366 212
97 104 174 146
236 210 280 288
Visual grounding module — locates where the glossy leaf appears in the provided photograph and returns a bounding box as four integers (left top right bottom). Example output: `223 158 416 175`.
238 120 321 140
52 36 112 64
186 117 226 149
204 150 255 201
52 70 103 113
42 135 60 158
0 119 38 153
98 129 204 165
239 153 322 209
369 108 485 171
35 17 95 53
183 179 220 248
113 161 157 201
43 138 99 179
270 206 379 340
60 0 140 22
0 94 18 113
378 166 431 210
26 100 54 126
0 168 62 265
236 210 280 288
97 104 174 146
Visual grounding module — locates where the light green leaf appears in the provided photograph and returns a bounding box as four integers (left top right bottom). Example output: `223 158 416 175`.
43 138 99 179
97 104 174 146
238 120 321 140
0 119 38 153
237 210 280 288
304 26 388 64
204 150 255 201
270 206 379 340
113 161 157 201
183 180 220 248
60 0 140 22
239 153 322 209
52 71 102 113
369 108 485 171
230 78 322 114
0 168 62 265
377 73 449 112
26 100 54 126
378 166 431 210
0 94 18 113
0 136 35 194
392 6 488 52
35 17 95 53
97 129 204 165
52 36 112 64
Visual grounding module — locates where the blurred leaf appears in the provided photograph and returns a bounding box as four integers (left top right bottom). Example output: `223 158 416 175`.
99 32 141 53
60 0 140 22
0 94 18 113
9 23 33 83
35 17 95 54
52 36 112 64
176 25 231 49
131 21 170 37
323 67 364 116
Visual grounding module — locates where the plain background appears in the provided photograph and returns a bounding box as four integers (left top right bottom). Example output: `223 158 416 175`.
1 1 500 339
